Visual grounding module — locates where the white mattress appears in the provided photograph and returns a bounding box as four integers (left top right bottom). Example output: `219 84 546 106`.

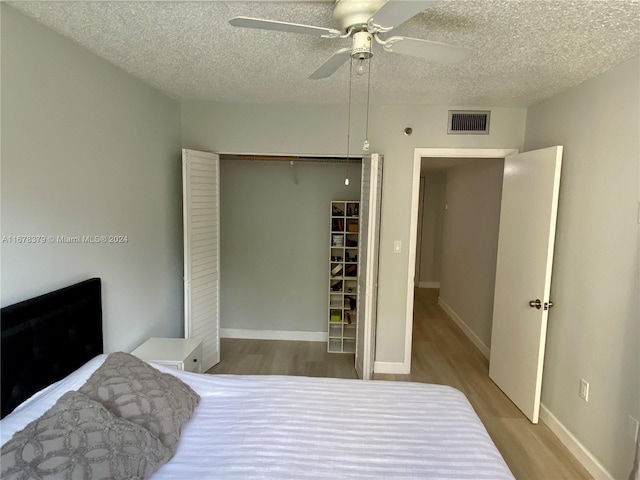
1 355 514 479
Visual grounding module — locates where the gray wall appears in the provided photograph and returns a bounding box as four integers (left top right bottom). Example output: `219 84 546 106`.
219 159 361 334
438 160 504 350
1 5 183 352
182 102 526 364
416 171 446 285
525 56 639 480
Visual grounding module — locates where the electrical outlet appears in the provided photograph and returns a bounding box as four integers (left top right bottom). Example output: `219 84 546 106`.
579 379 589 401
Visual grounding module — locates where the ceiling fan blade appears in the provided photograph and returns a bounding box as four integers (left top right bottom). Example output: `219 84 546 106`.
229 16 341 38
368 1 440 31
383 36 471 64
309 48 352 79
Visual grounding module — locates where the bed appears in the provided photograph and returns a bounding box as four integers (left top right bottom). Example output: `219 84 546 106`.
1 279 514 479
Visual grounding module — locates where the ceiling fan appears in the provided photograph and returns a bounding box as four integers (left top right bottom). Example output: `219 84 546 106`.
229 0 471 79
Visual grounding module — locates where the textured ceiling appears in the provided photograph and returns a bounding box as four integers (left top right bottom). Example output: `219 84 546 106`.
7 1 640 107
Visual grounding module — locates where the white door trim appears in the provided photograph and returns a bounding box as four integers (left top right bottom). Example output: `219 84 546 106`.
405 148 519 371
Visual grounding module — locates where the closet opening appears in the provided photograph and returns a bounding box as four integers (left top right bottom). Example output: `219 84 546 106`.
214 154 363 376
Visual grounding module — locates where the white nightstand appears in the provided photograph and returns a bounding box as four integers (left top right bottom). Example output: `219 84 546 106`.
131 337 203 373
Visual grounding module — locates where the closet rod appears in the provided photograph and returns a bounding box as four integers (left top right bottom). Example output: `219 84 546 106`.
220 154 362 164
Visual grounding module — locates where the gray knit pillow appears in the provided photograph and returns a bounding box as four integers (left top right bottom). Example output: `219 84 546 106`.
78 352 200 456
1 391 171 480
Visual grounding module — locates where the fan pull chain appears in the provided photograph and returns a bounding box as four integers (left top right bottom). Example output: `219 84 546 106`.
345 56 354 186
363 54 372 152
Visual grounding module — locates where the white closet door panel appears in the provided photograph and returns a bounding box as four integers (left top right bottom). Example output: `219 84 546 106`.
193 261 217 275
190 210 217 217
192 228 217 237
192 254 216 266
192 238 218 250
190 227 216 237
183 149 220 372
192 298 218 315
193 227 218 237
191 277 218 295
191 252 216 264
355 154 383 380
190 163 217 171
192 234 217 244
356 163 371 375
192 196 217 202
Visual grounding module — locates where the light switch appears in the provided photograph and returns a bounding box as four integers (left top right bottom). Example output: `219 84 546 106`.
394 240 402 253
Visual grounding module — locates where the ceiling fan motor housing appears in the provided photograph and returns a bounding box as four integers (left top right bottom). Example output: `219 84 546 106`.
333 0 385 31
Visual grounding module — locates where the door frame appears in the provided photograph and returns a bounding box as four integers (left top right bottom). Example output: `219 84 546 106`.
404 148 519 371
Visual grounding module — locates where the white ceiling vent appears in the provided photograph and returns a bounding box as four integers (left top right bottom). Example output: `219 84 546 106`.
448 110 491 134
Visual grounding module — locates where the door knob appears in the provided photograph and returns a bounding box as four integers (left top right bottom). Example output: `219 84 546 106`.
529 299 542 309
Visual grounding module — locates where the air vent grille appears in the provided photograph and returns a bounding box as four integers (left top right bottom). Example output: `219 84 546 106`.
448 110 490 134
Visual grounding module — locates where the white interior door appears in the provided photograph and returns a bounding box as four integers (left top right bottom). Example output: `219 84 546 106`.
182 149 220 372
356 154 383 379
489 146 563 423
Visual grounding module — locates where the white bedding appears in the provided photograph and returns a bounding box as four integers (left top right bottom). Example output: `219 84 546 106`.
1 355 514 479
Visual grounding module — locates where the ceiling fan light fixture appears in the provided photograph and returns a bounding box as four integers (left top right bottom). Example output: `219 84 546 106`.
355 56 367 75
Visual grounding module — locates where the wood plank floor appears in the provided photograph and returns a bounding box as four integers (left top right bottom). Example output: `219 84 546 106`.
208 288 592 480
208 336 358 378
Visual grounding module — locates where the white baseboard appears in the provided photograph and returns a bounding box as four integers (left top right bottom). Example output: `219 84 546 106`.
220 328 327 342
374 361 411 375
539 404 614 480
417 281 440 289
437 297 490 360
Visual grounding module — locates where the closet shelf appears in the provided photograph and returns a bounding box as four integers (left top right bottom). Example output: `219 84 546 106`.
328 201 360 354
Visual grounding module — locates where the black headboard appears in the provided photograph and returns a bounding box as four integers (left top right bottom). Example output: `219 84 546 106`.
1 278 103 418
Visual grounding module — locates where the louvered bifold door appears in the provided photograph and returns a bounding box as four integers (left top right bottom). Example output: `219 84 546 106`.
182 149 220 372
355 153 383 380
